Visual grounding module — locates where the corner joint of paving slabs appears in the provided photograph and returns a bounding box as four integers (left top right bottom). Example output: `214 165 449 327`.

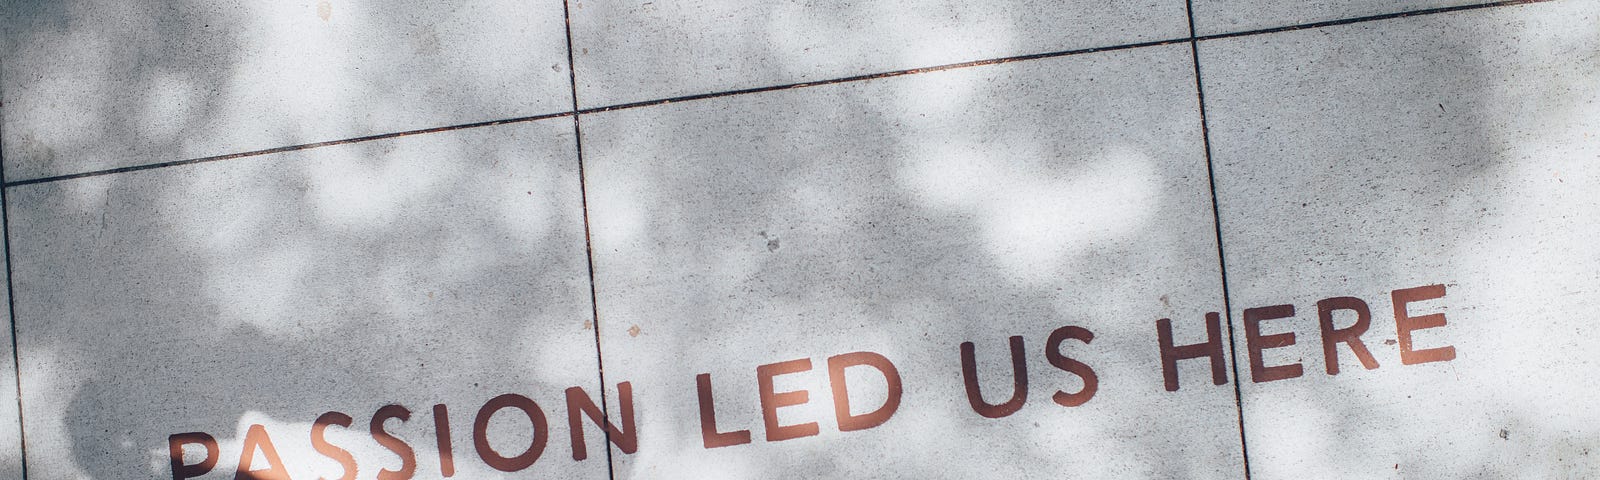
561 1 620 479
0 122 33 479
1185 0 1253 478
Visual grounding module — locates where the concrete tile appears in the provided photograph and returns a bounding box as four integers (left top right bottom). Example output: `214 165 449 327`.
1190 0 1484 35
0 213 20 479
567 0 1190 108
5 121 609 479
582 43 1246 479
1201 1 1600 477
2 0 574 182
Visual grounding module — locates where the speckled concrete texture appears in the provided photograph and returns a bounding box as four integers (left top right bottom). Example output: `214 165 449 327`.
1190 0 1488 35
0 0 573 182
5 120 606 479
566 0 1190 107
1202 1 1600 477
0 200 21 480
0 0 1594 478
581 43 1245 479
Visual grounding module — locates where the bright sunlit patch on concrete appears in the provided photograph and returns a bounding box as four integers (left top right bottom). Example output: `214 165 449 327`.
583 163 652 267
207 238 312 334
1447 7 1600 445
150 411 358 479
141 71 199 143
902 143 1159 284
529 319 598 382
224 1 356 143
492 159 558 245
306 145 447 230
1029 410 1145 478
765 1 871 73
886 61 989 117
879 2 1012 69
1452 155 1600 429
627 449 756 480
14 348 90 480
1255 395 1341 476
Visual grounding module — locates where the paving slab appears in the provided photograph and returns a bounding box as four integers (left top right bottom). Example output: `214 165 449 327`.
566 0 1190 108
581 43 1247 479
0 202 20 479
5 120 608 479
1201 1 1600 477
1 0 573 182
1190 0 1487 35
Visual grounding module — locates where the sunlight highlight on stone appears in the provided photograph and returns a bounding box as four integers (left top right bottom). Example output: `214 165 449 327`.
903 143 1159 283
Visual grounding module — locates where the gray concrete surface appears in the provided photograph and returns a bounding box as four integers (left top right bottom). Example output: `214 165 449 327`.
567 0 1190 107
582 42 1242 479
1190 0 1486 34
6 121 604 479
1 0 573 182
1204 1 1600 477
0 0 1595 478
0 202 21 479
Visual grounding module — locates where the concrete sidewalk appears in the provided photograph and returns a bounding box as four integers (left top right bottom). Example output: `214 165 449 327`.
1 0 1596 478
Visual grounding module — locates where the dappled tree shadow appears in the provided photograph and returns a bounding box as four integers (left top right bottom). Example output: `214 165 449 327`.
0 0 1595 479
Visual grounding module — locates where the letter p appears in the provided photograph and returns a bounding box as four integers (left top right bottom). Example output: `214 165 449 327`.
169 432 219 479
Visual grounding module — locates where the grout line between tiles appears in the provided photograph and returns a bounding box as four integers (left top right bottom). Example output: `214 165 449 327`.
0 98 31 478
562 2 619 479
0 0 1554 189
574 37 1188 114
3 111 575 187
1187 1 1252 478
1192 0 1556 41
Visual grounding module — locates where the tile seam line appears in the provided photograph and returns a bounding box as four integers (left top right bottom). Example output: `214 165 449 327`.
1186 0 1250 478
562 1 619 479
563 0 1558 114
0 0 1554 189
0 92 32 479
1 110 575 187
1193 0 1558 41
2 37 1182 188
